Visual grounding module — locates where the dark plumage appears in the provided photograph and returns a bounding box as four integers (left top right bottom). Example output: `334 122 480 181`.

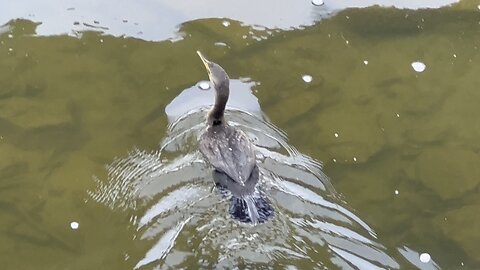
199 124 256 186
197 51 273 224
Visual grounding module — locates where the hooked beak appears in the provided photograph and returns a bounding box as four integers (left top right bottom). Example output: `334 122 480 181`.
197 51 212 75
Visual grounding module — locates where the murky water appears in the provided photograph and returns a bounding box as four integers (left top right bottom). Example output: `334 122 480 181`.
1 1 480 269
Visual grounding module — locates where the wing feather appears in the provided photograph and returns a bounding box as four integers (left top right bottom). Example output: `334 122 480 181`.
199 125 256 185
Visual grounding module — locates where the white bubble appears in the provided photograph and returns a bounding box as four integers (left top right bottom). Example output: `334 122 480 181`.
222 21 230 27
198 81 211 90
394 189 399 195
8 34 13 38
420 253 431 263
214 42 227 47
100 39 104 43
363 60 369 65
453 53 457 58
477 5 480 10
302 75 313 83
353 157 357 162
8 48 13 52
312 0 325 6
411 61 426 72
70 221 79 230
396 113 400 117
333 158 336 162
334 133 339 138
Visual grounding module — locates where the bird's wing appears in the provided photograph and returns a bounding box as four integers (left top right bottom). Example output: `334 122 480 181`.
199 125 256 185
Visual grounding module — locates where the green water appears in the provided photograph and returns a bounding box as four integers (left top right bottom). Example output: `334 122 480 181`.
1 3 480 269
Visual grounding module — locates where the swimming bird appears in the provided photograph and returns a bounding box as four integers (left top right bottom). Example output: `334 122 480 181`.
196 51 273 224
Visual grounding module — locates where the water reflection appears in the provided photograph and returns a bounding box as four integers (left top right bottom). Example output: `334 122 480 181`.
165 78 261 123
1 0 459 41
90 85 435 268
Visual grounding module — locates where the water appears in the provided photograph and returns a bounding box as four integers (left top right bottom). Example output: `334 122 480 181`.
1 1 480 269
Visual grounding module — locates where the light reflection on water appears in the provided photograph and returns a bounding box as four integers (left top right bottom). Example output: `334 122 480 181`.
90 101 436 268
0 0 459 41
1 5 479 268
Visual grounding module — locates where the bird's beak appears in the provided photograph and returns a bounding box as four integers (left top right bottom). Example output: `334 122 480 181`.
197 51 212 74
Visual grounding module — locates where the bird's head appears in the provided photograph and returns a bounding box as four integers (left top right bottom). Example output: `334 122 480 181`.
197 51 230 91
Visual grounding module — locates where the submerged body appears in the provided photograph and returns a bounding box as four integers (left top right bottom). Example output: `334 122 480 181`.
196 51 273 224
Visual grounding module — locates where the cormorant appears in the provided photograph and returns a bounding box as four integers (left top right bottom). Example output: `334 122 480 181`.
196 51 273 224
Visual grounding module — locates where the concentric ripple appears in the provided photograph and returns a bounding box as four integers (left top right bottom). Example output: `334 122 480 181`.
89 108 437 269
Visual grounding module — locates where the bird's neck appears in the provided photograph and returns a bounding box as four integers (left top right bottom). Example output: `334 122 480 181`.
208 84 229 126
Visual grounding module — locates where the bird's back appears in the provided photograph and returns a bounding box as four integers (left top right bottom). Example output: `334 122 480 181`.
199 123 256 185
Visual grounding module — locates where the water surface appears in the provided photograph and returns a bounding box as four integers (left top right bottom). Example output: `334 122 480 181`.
1 1 480 269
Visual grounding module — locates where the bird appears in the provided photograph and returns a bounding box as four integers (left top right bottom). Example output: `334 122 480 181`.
196 51 273 224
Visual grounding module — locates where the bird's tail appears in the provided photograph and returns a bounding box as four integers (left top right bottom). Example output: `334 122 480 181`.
229 194 274 224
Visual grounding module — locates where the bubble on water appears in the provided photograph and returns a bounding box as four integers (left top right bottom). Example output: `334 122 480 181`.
334 132 339 138
420 253 431 263
198 81 211 90
411 61 426 72
394 189 399 195
8 48 13 52
100 39 104 43
419 253 431 263
363 60 369 65
333 158 336 162
477 5 480 10
302 75 313 83
353 157 357 162
396 113 400 117
7 34 13 38
222 21 230 27
214 42 227 47
312 0 325 6
70 221 79 230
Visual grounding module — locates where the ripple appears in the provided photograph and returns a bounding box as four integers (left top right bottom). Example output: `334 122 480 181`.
90 103 433 269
